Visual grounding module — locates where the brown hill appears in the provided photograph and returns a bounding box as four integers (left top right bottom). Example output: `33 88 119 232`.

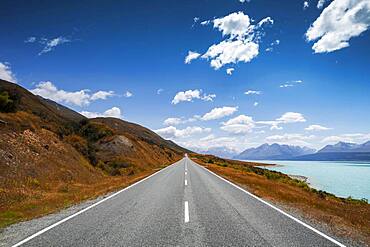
0 79 188 227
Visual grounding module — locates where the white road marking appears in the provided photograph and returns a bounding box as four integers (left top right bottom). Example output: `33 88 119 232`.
185 171 187 175
184 201 189 223
185 179 188 186
11 160 181 247
192 159 346 247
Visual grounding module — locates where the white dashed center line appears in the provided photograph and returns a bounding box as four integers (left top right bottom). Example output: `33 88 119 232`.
185 179 188 186
184 201 189 223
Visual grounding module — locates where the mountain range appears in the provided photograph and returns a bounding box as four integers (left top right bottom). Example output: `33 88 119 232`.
234 143 315 160
234 141 370 161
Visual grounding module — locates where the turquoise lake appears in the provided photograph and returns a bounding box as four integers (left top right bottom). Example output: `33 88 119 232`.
251 160 370 200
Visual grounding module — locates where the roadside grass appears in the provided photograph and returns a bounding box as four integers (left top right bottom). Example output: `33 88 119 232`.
0 166 171 229
190 154 370 245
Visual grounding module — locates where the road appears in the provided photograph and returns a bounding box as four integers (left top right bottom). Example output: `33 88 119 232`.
14 157 344 247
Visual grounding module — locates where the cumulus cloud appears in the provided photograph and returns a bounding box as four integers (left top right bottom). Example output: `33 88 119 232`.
221 114 255 134
0 62 17 83
306 0 370 53
163 117 183 126
305 124 331 131
201 106 238 121
257 112 306 130
80 107 122 119
185 51 201 64
30 81 114 107
155 126 211 139
171 89 216 104
245 90 261 95
266 133 316 146
187 11 274 71
277 112 306 123
253 102 259 106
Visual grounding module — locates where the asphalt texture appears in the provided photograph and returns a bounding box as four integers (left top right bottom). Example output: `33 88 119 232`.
15 157 342 247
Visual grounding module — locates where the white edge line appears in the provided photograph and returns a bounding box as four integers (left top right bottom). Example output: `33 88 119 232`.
184 201 189 223
192 160 346 247
11 160 180 247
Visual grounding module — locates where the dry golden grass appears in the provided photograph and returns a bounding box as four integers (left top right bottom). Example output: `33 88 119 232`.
190 154 370 245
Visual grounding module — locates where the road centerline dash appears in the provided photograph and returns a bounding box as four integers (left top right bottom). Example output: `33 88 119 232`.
184 201 189 223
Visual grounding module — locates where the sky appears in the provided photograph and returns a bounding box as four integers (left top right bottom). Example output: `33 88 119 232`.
1 0 370 155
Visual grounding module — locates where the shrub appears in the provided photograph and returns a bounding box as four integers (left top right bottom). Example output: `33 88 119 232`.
64 134 89 156
0 90 20 113
80 122 113 142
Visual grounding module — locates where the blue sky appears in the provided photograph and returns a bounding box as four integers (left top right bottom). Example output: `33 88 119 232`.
1 0 370 154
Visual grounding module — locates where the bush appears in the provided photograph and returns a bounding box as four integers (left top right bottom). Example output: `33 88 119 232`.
0 90 20 113
80 122 113 142
64 134 89 156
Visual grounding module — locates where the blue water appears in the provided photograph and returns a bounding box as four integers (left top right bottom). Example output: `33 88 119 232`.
251 160 370 200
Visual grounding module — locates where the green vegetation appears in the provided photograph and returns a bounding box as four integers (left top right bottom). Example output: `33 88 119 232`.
0 90 20 113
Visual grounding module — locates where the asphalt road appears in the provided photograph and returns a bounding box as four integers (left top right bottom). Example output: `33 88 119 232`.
14 157 344 247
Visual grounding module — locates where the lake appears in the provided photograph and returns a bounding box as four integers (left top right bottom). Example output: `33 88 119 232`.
251 160 370 200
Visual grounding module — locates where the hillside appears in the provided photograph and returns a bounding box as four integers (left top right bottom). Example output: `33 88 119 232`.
234 143 315 160
0 79 188 227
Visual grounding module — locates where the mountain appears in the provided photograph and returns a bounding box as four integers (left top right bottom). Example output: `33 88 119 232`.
292 141 370 161
318 141 370 153
0 79 190 223
234 143 315 160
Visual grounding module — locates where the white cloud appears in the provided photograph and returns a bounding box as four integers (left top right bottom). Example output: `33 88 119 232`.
258 17 274 27
25 37 36 43
266 39 280 52
226 68 235 75
124 91 133 98
221 114 255 134
277 112 306 123
80 107 122 119
279 80 303 88
257 112 306 130
305 124 331 131
30 81 114 107
202 39 259 70
317 0 328 9
189 11 273 71
253 102 259 106
306 0 370 53
201 106 238 121
157 89 164 95
245 90 261 95
0 62 17 83
38 36 71 55
155 126 211 139
171 89 216 104
90 90 115 101
321 133 370 144
163 117 183 126
266 133 316 146
304 1 310 9
185 51 201 64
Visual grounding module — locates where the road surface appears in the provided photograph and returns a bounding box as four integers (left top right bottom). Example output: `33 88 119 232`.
14 157 344 246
